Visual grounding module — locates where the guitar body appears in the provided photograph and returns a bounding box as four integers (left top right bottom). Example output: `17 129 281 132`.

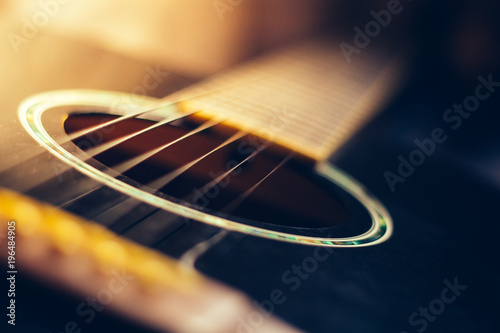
1 34 499 333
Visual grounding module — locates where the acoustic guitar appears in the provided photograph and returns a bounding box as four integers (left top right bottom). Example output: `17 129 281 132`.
1 36 499 333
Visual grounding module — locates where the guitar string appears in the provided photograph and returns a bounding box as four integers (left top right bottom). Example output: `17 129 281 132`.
99 129 250 225
9 73 293 264
52 78 273 209
68 105 284 261
47 128 278 267
81 130 275 257
73 80 271 171
178 152 293 266
74 137 277 266
219 152 294 214
9 77 269 197
86 137 271 232
57 118 223 209
63 73 270 144
179 230 229 267
58 132 289 266
0 96 178 174
0 71 268 175
80 110 198 158
180 142 270 201
144 131 247 189
57 119 240 224
56 87 257 209
47 111 206 206
112 119 223 174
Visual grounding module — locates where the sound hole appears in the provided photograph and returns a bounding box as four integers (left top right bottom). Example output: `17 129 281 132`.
64 113 349 229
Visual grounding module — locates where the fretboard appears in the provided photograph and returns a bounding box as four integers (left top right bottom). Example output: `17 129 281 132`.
162 39 401 161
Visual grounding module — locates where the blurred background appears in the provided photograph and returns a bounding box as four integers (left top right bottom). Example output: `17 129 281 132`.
1 0 500 332
1 0 499 97
1 0 499 134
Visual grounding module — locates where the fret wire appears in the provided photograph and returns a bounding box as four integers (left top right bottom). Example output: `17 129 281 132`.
0 75 262 176
53 85 267 217
1 41 401 277
64 73 272 144
70 76 272 167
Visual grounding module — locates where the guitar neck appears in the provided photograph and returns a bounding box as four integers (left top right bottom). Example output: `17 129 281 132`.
163 40 402 160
